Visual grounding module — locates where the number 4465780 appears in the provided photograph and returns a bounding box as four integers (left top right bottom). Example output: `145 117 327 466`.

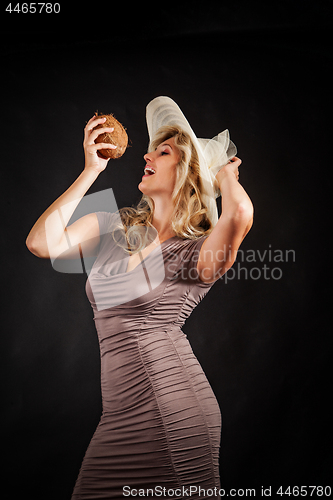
5 3 60 13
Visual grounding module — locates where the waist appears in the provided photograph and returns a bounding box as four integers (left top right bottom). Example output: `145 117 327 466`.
98 325 200 410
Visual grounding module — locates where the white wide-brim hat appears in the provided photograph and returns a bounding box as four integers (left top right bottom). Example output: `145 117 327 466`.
146 96 237 227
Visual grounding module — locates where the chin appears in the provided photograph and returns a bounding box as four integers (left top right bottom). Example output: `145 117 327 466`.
138 180 152 196
138 181 145 194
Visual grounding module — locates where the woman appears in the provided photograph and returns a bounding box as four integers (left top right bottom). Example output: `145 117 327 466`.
26 97 253 499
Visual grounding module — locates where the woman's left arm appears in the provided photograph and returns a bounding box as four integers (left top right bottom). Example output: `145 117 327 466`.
197 157 254 283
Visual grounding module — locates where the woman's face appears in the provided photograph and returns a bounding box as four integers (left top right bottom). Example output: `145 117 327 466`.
138 137 181 198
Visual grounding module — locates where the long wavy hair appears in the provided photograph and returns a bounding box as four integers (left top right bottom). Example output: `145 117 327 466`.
110 125 213 254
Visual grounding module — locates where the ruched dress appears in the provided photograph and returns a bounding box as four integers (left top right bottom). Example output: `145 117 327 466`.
71 211 221 499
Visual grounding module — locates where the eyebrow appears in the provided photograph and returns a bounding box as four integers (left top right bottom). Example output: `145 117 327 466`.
159 142 173 150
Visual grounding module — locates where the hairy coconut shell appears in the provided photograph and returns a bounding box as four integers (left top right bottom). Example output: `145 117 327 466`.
93 113 128 159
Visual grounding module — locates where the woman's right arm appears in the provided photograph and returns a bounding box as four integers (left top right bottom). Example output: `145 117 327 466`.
26 115 116 259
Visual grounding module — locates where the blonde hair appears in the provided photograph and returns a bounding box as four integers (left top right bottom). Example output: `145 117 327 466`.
111 126 213 254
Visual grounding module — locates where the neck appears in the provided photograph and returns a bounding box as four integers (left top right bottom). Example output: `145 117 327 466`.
151 196 176 242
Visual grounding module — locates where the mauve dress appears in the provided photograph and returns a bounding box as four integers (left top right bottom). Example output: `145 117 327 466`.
71 211 221 499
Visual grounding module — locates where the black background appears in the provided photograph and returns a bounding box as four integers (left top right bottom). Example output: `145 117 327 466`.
1 2 332 498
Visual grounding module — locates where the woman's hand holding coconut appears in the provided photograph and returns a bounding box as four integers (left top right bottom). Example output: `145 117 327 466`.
83 115 116 174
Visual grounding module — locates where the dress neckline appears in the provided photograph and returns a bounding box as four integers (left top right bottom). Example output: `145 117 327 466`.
125 235 180 274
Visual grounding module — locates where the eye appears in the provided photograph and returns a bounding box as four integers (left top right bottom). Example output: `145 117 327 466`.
161 151 169 156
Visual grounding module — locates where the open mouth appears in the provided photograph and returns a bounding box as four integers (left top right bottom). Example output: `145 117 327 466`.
144 166 156 176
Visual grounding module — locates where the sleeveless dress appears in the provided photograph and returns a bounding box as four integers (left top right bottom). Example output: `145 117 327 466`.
71 211 221 499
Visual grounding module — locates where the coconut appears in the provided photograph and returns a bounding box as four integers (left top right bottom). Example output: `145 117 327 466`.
93 113 128 159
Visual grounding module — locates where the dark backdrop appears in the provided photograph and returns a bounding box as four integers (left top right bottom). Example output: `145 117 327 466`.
1 3 332 498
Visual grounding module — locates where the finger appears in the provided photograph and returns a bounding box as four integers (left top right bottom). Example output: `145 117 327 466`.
86 143 117 156
86 115 99 125
84 117 104 142
89 127 114 143
85 116 107 135
229 157 242 167
95 143 117 150
85 115 104 131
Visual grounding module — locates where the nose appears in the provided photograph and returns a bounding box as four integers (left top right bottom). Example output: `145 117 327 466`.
144 151 154 163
